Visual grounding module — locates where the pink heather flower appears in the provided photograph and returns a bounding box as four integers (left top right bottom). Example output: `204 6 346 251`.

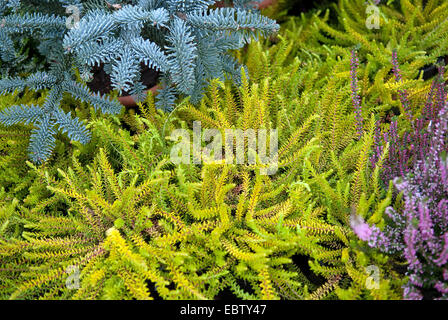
369 104 448 299
391 50 412 120
435 282 448 295
404 227 419 268
418 203 434 243
423 79 437 120
403 284 423 300
350 213 373 241
434 233 448 267
372 66 446 184
441 159 447 191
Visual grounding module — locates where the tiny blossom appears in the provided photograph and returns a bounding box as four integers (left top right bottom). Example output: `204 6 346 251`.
352 54 448 299
350 213 372 241
403 284 423 300
372 63 446 184
391 50 412 120
356 102 448 299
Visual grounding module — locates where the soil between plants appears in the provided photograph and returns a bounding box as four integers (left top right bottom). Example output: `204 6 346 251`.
87 63 160 96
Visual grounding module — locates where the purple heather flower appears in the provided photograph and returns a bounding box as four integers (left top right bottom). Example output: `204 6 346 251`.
388 105 446 298
403 284 424 300
372 62 446 184
434 233 448 267
392 50 412 121
350 213 373 241
435 282 448 296
363 102 448 299
351 50 447 299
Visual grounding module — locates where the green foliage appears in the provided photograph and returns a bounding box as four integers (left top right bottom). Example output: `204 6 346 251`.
0 34 398 299
0 90 37 192
238 29 410 299
0 0 280 163
1 0 447 301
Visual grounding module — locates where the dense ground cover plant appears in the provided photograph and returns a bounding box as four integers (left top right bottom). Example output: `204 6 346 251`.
354 103 448 299
328 0 448 300
251 35 407 300
0 25 404 300
351 52 448 299
0 0 447 301
0 89 322 299
372 63 447 185
243 0 448 299
0 0 278 164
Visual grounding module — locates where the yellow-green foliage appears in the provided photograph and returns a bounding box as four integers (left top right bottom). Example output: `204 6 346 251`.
237 31 411 299
273 0 448 122
0 89 320 299
0 32 405 299
309 0 448 67
0 90 42 194
0 90 87 217
1 0 447 301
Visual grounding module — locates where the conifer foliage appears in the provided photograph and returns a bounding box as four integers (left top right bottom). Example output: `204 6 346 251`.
0 0 279 163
